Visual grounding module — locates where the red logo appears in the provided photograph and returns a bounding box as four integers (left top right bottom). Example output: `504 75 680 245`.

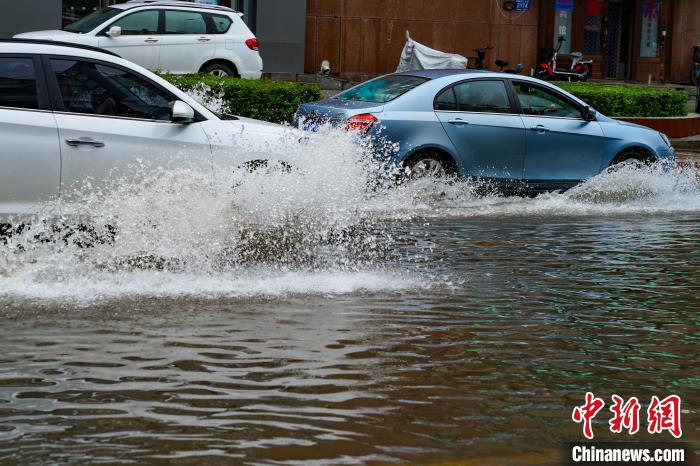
572 392 605 439
647 395 683 438
609 395 641 435
573 393 682 439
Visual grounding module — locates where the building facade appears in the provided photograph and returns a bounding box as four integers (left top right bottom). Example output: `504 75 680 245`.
305 0 700 84
2 1 698 83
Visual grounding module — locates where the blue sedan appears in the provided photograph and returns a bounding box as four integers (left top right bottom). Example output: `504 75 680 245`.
296 70 675 192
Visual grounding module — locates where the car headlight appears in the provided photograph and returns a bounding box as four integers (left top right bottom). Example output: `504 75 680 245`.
659 132 672 148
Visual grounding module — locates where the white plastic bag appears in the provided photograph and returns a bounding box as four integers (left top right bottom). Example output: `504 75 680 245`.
397 32 468 72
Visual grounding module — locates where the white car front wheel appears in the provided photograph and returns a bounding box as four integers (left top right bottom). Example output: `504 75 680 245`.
201 62 237 78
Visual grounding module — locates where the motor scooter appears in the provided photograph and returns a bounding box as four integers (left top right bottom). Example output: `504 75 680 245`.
691 45 700 86
537 36 592 81
691 45 700 113
470 46 523 74
495 59 524 74
469 46 493 70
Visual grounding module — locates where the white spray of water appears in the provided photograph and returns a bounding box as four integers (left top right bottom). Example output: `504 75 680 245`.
1 127 699 304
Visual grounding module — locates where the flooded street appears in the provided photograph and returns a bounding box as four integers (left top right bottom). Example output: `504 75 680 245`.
0 137 699 464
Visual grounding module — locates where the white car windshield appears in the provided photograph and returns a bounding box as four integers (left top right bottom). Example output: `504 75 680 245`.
64 7 122 34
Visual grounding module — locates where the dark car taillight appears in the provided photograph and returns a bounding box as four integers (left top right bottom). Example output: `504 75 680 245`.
346 113 377 133
245 38 259 51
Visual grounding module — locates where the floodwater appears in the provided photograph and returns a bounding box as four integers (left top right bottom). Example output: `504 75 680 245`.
0 130 698 464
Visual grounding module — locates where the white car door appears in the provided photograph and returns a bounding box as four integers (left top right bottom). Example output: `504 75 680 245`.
159 10 214 74
47 57 212 203
97 10 161 70
0 56 60 218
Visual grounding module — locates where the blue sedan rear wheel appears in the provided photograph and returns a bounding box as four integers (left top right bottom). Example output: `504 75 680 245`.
405 151 457 180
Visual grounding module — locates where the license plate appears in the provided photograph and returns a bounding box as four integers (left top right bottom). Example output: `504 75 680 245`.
302 118 322 132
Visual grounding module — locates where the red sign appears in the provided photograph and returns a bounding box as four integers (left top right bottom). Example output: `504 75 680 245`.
586 0 602 17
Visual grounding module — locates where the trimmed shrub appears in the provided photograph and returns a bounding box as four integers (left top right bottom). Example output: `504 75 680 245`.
160 74 322 124
555 82 688 118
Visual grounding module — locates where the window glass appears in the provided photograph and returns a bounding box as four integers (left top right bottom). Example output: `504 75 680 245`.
51 59 174 121
64 7 122 33
553 1 573 54
165 11 207 34
640 0 662 57
434 87 457 111
513 82 580 118
452 80 511 113
111 10 159 35
0 58 39 110
209 14 233 33
336 75 428 103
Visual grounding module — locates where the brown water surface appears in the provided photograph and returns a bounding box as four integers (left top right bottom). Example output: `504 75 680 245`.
0 216 698 465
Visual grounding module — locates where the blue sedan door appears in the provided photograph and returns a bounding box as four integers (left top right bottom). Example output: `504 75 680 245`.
511 81 605 188
434 79 525 183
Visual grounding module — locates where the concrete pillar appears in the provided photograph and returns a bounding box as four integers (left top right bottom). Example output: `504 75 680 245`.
0 0 62 38
255 0 306 73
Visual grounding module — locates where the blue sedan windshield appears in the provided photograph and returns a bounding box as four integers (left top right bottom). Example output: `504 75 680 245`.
335 75 428 103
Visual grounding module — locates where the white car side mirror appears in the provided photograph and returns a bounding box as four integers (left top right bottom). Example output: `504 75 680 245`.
171 100 195 123
106 26 122 37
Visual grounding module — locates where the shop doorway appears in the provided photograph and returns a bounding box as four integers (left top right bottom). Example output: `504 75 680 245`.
605 0 635 78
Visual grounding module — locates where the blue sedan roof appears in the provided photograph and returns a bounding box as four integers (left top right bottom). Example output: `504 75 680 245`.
394 69 488 79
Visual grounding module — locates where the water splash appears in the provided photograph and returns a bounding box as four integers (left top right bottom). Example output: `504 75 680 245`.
0 127 420 305
1 128 699 304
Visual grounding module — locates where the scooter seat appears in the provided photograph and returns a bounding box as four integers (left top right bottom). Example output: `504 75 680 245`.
495 59 508 68
570 52 583 59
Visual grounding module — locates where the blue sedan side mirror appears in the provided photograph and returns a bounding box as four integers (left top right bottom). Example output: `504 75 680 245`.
582 106 597 121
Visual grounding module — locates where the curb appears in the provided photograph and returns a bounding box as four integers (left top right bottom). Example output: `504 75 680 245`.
672 139 700 151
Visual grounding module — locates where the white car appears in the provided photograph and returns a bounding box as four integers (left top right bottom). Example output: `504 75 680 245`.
14 0 262 79
0 39 297 223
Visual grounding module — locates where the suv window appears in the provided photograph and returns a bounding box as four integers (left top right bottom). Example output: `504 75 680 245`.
451 80 512 113
110 10 159 35
513 82 581 118
51 59 174 121
64 7 122 34
0 57 39 110
209 14 232 33
165 10 207 34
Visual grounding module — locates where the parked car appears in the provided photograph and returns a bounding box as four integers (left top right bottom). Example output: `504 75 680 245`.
14 0 262 79
296 70 676 192
0 39 295 223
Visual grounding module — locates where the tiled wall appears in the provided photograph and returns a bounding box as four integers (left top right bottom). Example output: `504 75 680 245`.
305 0 541 81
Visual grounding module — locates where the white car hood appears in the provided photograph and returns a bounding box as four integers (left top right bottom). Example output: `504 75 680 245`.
200 118 304 167
14 30 81 40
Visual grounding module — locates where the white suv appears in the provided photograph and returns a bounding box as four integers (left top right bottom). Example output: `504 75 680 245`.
0 39 296 221
14 0 262 79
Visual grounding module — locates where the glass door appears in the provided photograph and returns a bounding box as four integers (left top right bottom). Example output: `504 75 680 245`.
605 0 635 78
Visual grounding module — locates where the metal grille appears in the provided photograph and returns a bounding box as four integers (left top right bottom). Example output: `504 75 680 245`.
583 0 602 54
606 2 623 77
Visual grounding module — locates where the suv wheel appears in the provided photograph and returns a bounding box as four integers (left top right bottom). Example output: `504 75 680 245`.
201 63 237 78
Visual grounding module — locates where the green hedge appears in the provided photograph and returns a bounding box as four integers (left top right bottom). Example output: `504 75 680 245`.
555 82 688 118
160 74 322 124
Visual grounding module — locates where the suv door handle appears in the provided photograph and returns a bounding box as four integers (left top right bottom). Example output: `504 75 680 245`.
197 36 211 42
530 125 550 133
144 37 159 43
66 138 106 148
448 119 468 125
